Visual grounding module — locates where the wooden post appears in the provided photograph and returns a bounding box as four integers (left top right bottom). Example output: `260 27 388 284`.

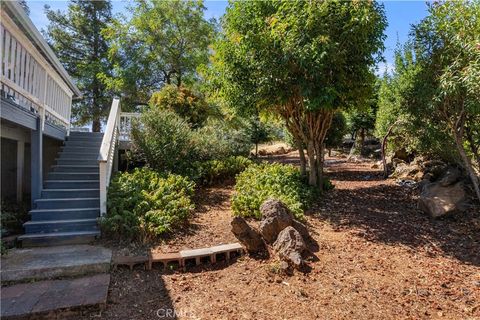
16 140 24 203
31 117 43 206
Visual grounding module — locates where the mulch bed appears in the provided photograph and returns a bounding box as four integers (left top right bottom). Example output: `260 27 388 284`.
84 153 480 320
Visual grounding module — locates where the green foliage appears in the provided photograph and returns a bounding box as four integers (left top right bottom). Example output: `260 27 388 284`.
102 0 215 108
189 156 253 185
101 168 195 241
210 0 387 186
132 109 196 174
232 163 318 220
325 112 348 149
149 85 210 128
1 200 29 236
44 1 113 131
132 109 253 174
192 121 252 160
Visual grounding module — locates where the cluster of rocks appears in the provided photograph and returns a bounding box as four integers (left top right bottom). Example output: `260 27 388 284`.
231 199 312 270
257 146 294 156
387 154 468 218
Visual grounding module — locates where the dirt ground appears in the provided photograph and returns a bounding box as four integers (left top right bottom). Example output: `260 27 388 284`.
82 152 480 320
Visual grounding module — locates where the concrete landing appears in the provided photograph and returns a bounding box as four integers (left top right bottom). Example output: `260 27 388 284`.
1 245 112 282
1 274 110 319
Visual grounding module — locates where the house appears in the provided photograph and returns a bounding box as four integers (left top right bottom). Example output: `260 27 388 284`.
1 1 131 246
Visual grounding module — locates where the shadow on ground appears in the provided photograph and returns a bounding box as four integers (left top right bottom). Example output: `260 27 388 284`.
314 171 480 266
78 268 178 320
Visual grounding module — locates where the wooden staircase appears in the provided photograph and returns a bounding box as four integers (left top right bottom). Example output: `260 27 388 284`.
19 132 103 247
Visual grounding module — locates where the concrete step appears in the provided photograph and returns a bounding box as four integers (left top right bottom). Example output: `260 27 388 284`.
64 140 102 147
42 188 99 199
44 180 99 189
18 231 101 247
55 158 99 166
69 131 104 136
35 198 99 209
51 165 99 173
48 172 99 180
60 146 100 153
24 219 98 234
0 245 111 281
58 152 99 160
30 207 100 221
1 274 110 319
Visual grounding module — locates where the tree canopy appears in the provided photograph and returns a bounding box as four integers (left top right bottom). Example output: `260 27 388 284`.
212 0 387 186
102 0 215 108
44 0 113 131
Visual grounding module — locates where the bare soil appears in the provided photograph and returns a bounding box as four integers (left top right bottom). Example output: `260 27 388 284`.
82 152 480 320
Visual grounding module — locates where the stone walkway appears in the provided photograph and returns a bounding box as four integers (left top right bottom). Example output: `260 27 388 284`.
1 274 110 319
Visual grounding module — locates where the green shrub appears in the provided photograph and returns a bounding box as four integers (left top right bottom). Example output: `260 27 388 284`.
132 109 197 173
132 109 253 174
149 85 210 128
193 121 252 160
231 163 318 220
189 156 253 185
1 200 29 236
101 168 195 241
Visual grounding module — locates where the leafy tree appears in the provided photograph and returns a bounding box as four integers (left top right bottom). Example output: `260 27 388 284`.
19 0 29 15
44 0 113 131
346 102 377 157
102 0 215 108
408 1 480 200
325 112 348 156
211 0 386 187
149 85 210 128
246 115 271 157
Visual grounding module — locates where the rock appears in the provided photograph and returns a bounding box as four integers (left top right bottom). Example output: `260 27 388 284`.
371 162 380 169
393 148 409 161
273 227 306 269
291 219 311 241
423 160 448 180
418 181 466 218
391 161 422 181
439 167 461 186
258 149 267 156
231 217 265 253
259 199 293 243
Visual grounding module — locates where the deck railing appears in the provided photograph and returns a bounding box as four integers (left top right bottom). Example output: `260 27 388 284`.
98 98 121 215
1 10 73 129
119 112 141 141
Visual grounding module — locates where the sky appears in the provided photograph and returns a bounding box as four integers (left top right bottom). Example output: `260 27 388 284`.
26 0 430 74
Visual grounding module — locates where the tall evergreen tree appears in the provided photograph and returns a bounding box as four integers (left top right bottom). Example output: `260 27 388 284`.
44 0 113 132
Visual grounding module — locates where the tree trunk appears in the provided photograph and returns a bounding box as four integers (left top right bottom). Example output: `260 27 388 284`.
297 140 306 176
454 129 480 203
465 125 480 170
255 143 258 157
382 120 401 178
92 119 101 132
307 141 317 186
452 112 480 203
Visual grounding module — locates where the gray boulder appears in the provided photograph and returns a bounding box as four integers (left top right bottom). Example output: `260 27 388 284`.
259 199 293 243
231 217 265 253
273 227 306 269
418 181 466 218
439 167 462 186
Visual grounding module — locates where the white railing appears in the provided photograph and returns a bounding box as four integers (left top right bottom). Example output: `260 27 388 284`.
1 10 73 129
119 112 140 141
98 98 121 215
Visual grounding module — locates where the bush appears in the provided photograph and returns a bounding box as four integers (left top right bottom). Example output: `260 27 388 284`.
149 85 210 128
132 109 197 174
189 156 253 185
231 163 318 220
132 109 253 174
101 168 195 241
193 121 252 160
